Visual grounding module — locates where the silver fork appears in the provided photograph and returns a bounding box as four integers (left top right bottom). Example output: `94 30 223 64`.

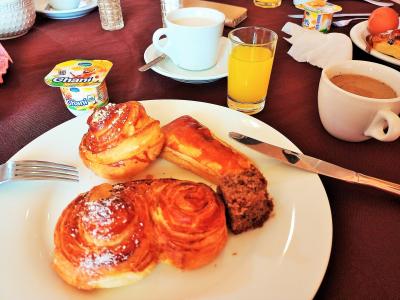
0 160 79 184
332 18 368 27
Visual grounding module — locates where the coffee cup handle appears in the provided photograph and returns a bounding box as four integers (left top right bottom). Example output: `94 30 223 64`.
364 110 400 142
152 28 178 65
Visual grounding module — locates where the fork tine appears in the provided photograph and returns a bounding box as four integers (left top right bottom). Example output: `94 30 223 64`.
14 174 79 182
15 165 78 176
15 160 78 172
14 161 78 174
1 160 80 184
14 167 78 177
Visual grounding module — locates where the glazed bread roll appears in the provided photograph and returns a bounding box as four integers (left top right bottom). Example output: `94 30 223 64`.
161 115 273 234
161 115 253 185
147 179 227 270
53 183 158 290
54 179 227 290
79 101 165 180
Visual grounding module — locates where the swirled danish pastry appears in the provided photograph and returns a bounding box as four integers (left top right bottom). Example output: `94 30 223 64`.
53 179 227 290
79 101 165 180
53 182 158 290
147 179 228 270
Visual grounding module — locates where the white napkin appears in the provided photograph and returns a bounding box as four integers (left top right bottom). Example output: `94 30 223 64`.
281 22 352 69
0 43 12 84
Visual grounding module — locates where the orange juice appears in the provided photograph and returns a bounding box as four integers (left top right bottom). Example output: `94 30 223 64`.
228 45 274 113
253 0 282 8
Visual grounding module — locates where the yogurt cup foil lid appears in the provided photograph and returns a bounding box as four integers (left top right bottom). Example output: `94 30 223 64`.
296 1 342 14
45 59 113 88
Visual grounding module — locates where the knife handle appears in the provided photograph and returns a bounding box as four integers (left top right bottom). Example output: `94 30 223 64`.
357 173 400 196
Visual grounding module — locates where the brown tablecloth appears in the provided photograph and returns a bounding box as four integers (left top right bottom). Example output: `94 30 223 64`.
0 0 399 299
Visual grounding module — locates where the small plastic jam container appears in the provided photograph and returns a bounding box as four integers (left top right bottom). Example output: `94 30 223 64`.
45 60 113 116
295 1 342 33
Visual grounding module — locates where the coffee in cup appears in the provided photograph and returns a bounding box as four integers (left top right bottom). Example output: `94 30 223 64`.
152 7 225 71
318 60 400 142
329 74 397 99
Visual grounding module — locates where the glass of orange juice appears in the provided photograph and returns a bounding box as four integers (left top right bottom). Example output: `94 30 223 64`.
254 0 282 8
227 26 278 115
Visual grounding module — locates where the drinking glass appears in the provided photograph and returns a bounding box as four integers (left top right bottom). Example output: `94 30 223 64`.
160 0 182 27
227 26 278 115
98 0 124 31
253 0 282 8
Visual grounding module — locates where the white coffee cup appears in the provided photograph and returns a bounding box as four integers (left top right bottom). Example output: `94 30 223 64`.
318 60 400 142
48 0 80 10
152 7 225 71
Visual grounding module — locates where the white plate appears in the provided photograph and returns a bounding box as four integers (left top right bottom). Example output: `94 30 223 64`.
350 19 400 66
0 100 332 300
143 37 229 84
34 0 97 19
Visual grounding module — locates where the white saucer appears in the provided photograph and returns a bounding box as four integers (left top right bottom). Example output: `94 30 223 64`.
143 36 229 84
34 0 97 20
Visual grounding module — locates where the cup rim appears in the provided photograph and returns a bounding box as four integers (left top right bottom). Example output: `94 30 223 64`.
48 0 81 10
166 7 225 28
322 60 400 103
228 26 278 47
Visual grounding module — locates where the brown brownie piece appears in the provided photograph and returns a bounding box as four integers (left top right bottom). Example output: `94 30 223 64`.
218 165 273 234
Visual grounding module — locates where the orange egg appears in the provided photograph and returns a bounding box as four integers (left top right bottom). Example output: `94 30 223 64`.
368 7 399 35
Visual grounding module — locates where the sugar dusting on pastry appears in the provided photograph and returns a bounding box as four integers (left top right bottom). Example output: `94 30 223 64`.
53 179 227 290
79 250 121 274
81 197 127 238
91 103 116 124
79 101 165 180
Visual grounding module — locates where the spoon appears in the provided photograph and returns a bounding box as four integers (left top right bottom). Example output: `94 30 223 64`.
361 0 393 7
138 54 166 72
332 17 368 27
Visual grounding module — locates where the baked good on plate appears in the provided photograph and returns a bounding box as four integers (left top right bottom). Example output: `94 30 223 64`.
79 101 165 180
53 182 158 290
53 179 227 290
366 30 400 59
161 115 273 234
147 179 227 270
366 7 400 59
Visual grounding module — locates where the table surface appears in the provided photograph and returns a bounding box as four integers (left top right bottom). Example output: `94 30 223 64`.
1 0 399 299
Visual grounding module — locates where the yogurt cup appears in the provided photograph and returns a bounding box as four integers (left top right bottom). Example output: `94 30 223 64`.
295 1 342 33
45 59 113 116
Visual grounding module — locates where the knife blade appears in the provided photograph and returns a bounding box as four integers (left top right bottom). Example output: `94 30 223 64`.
288 13 371 19
229 132 400 196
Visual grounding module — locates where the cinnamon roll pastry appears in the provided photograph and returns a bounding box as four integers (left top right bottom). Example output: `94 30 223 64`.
54 179 228 290
147 179 228 270
79 101 165 180
53 183 158 290
161 116 273 234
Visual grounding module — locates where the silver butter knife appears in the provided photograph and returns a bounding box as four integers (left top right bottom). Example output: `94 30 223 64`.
288 13 371 19
229 132 400 196
138 54 166 72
